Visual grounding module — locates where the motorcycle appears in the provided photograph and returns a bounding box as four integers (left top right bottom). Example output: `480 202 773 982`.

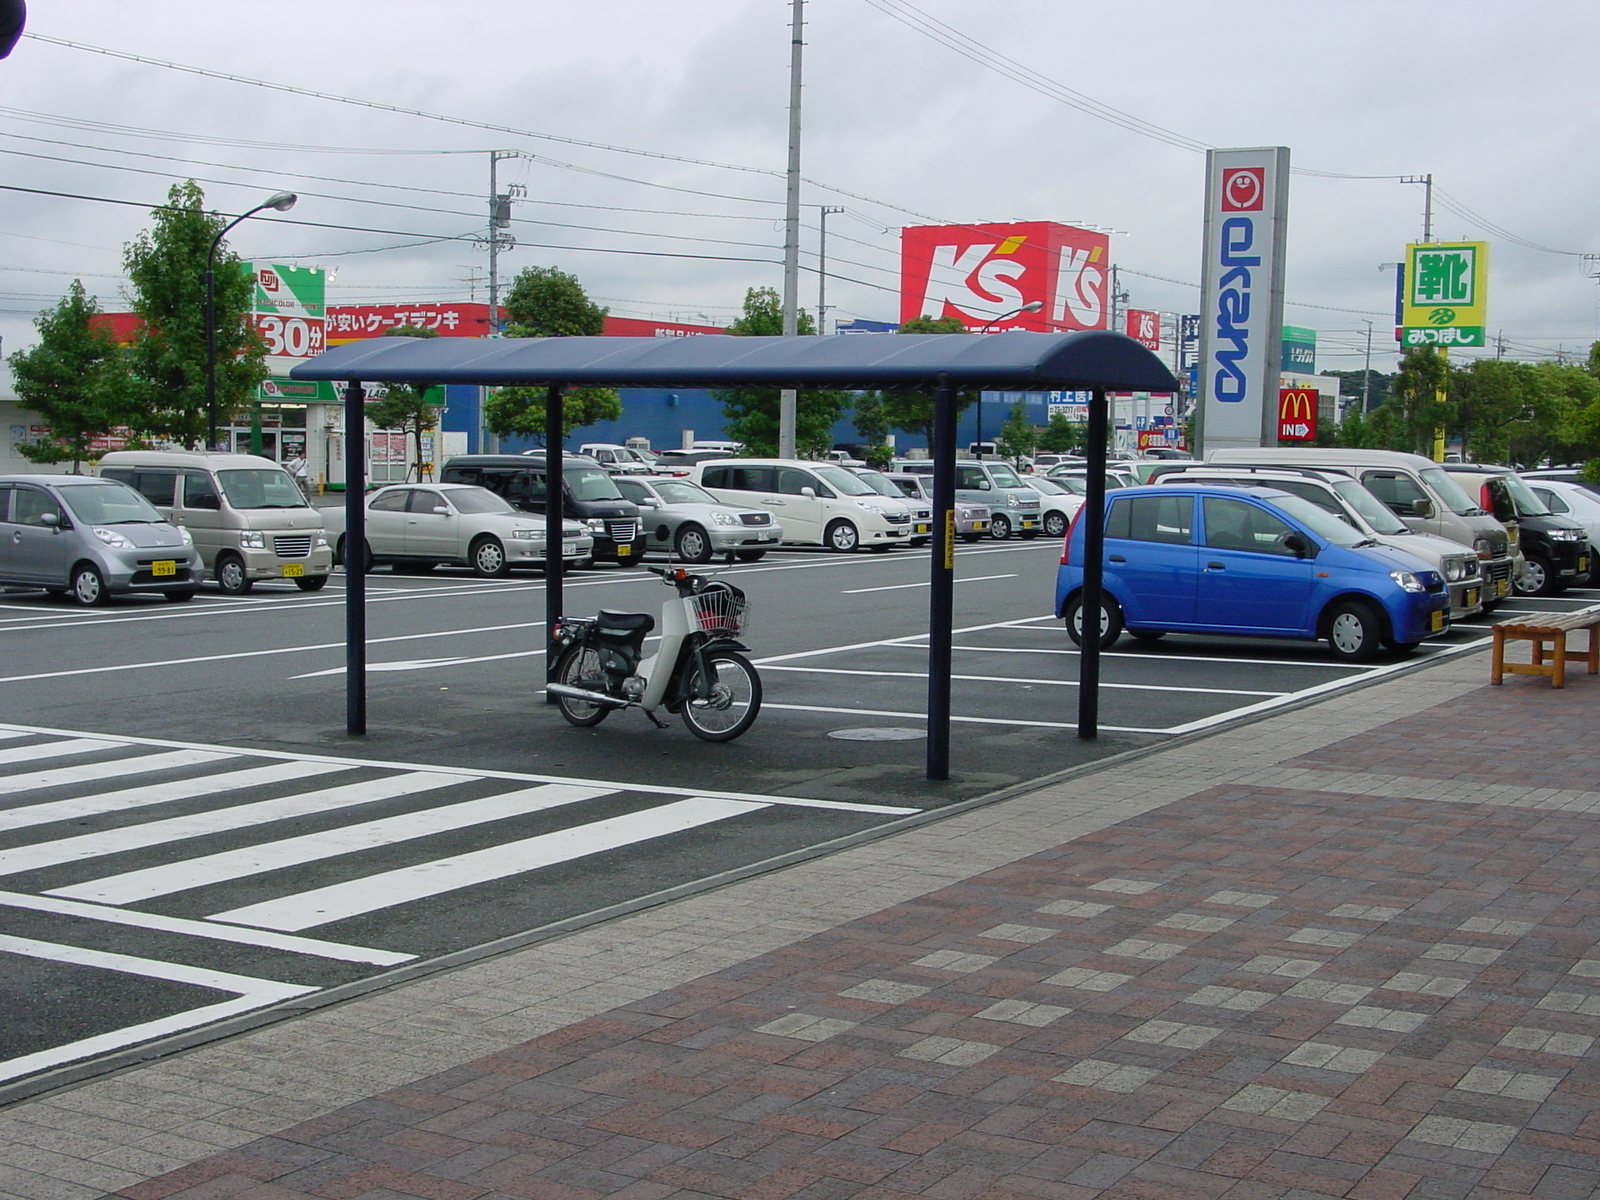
545 565 762 741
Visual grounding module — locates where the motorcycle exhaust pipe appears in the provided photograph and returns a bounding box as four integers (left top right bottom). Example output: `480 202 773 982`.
545 682 631 709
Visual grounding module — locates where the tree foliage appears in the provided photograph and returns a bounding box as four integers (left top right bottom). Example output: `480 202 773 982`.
490 267 622 444
6 280 137 470
1034 411 1083 454
714 287 847 456
865 315 978 451
850 390 893 467
123 180 265 448
994 401 1037 465
364 325 442 479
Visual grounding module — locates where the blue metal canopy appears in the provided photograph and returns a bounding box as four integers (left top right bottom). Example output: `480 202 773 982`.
290 330 1179 393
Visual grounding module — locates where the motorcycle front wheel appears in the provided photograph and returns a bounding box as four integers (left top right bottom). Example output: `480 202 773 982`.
680 648 762 742
552 643 613 727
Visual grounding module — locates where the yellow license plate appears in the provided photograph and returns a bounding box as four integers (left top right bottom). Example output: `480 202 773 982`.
1021 520 1036 529
617 544 631 557
1496 578 1509 596
1464 587 1479 607
973 521 988 530
151 560 176 577
1581 557 1590 574
915 523 931 534
282 563 305 578
1430 610 1444 632
1508 526 1519 545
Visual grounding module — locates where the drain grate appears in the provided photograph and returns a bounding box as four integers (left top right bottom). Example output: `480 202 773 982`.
827 727 926 742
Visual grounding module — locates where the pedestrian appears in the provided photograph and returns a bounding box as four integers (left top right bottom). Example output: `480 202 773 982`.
285 450 310 498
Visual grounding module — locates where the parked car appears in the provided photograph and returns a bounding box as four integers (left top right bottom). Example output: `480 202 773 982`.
440 454 647 566
0 474 203 605
326 483 591 576
1152 465 1485 620
576 444 652 474
883 472 991 542
649 449 734 477
1207 448 1518 609
692 458 913 551
1056 484 1451 662
1020 474 1084 539
848 467 932 544
1441 464 1589 596
1029 453 1084 473
99 450 333 595
898 459 1043 539
1525 478 1600 585
611 475 781 563
1048 464 1140 491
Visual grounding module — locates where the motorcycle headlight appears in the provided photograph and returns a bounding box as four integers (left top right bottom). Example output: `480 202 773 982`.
710 511 739 527
93 527 132 549
239 531 266 549
1389 570 1426 594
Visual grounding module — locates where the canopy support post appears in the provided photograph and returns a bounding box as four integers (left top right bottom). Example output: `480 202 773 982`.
926 373 956 780
343 379 367 736
544 384 565 698
1077 385 1108 740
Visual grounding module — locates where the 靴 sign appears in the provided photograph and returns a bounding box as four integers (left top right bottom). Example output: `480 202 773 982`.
1278 388 1317 441
1196 148 1290 455
900 222 1111 332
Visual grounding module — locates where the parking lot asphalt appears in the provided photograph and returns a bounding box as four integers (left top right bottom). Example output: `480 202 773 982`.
1 539 1595 1103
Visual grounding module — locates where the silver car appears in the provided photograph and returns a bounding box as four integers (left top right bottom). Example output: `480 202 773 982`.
612 475 782 563
324 483 593 576
0 475 203 605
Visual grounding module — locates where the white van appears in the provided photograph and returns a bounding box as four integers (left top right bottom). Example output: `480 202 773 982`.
691 458 913 551
99 451 333 594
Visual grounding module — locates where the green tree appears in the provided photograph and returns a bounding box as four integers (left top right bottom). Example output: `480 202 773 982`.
714 287 848 456
7 280 137 471
1451 359 1534 464
1385 347 1455 454
1034 412 1084 454
1326 368 1393 414
994 401 1037 465
365 325 442 479
123 180 265 448
487 266 622 445
872 315 977 451
850 390 893 467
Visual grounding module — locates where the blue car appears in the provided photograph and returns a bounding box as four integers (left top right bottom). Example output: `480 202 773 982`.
1055 484 1452 662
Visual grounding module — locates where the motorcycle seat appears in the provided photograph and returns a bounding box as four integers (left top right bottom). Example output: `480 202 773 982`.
595 609 655 635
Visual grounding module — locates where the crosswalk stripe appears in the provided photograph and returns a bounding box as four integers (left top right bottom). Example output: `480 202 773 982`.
0 771 466 875
50 783 614 904
0 749 237 800
210 797 767 932
0 731 29 741
0 760 351 834
0 738 124 766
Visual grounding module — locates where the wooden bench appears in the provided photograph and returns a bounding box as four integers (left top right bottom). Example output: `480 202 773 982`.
1491 606 1600 688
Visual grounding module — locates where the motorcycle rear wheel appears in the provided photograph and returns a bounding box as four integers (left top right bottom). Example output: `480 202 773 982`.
553 643 612 727
680 648 762 742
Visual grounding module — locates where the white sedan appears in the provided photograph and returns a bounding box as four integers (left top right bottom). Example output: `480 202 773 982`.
326 483 593 576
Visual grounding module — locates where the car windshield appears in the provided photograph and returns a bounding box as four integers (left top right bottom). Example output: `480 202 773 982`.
812 464 876 496
853 471 902 498
1269 493 1369 547
59 482 165 525
1052 476 1088 495
889 478 923 499
449 488 515 515
1502 473 1551 517
627 448 657 464
1418 467 1481 515
988 464 1024 487
1330 478 1409 535
652 480 718 505
567 467 624 501
217 469 308 510
1028 476 1070 495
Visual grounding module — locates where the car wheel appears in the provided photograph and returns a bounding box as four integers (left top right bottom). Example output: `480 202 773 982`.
70 563 111 607
163 589 197 603
471 536 510 578
1062 591 1124 650
1043 511 1068 538
674 524 713 564
1516 554 1555 596
1128 629 1165 643
990 513 1012 540
295 574 330 592
961 532 983 543
215 554 253 595
734 550 766 563
1325 599 1383 662
825 519 860 552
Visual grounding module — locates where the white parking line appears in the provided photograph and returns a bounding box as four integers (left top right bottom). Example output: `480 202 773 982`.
843 574 1018 594
761 665 1286 697
763 702 1164 735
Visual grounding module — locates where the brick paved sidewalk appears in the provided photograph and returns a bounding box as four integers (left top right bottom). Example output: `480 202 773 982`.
5 651 1599 1200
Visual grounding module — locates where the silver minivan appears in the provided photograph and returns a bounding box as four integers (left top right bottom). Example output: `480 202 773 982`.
99 451 333 594
901 460 1043 539
0 474 203 605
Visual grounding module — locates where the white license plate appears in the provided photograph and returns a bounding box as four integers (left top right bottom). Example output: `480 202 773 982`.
281 562 304 578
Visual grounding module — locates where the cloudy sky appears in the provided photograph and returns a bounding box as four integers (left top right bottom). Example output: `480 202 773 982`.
3 0 1597 373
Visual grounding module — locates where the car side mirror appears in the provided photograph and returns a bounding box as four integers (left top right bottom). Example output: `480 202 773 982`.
432 506 450 515
1282 532 1312 558
637 498 658 508
40 511 61 527
1410 498 1434 519
800 486 816 498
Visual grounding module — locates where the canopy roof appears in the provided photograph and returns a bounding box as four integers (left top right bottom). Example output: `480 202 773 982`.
290 330 1180 393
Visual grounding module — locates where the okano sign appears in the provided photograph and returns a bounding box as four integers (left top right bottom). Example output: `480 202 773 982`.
900 222 1111 332
1401 241 1488 348
1197 148 1290 455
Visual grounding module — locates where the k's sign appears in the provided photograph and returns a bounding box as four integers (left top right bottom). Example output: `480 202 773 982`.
900 222 1111 332
1197 148 1290 455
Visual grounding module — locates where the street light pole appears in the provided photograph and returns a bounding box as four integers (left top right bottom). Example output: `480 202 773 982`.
206 191 297 451
973 300 1044 456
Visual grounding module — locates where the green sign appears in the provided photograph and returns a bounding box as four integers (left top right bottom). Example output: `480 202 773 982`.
1281 326 1316 372
1401 242 1487 352
1401 325 1486 348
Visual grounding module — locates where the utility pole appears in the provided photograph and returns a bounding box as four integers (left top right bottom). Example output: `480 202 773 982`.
817 204 843 335
778 0 804 458
1362 320 1373 413
484 150 520 453
1495 330 1505 359
1401 174 1434 242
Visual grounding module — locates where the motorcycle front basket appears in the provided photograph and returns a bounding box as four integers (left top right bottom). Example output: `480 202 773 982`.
690 588 750 637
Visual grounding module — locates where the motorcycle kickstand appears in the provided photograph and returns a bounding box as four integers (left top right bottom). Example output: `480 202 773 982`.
642 708 670 729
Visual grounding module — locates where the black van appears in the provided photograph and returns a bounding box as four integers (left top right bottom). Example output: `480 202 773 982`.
1443 464 1590 596
439 454 647 565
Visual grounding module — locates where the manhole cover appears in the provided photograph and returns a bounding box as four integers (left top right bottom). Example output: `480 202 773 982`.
828 727 926 742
